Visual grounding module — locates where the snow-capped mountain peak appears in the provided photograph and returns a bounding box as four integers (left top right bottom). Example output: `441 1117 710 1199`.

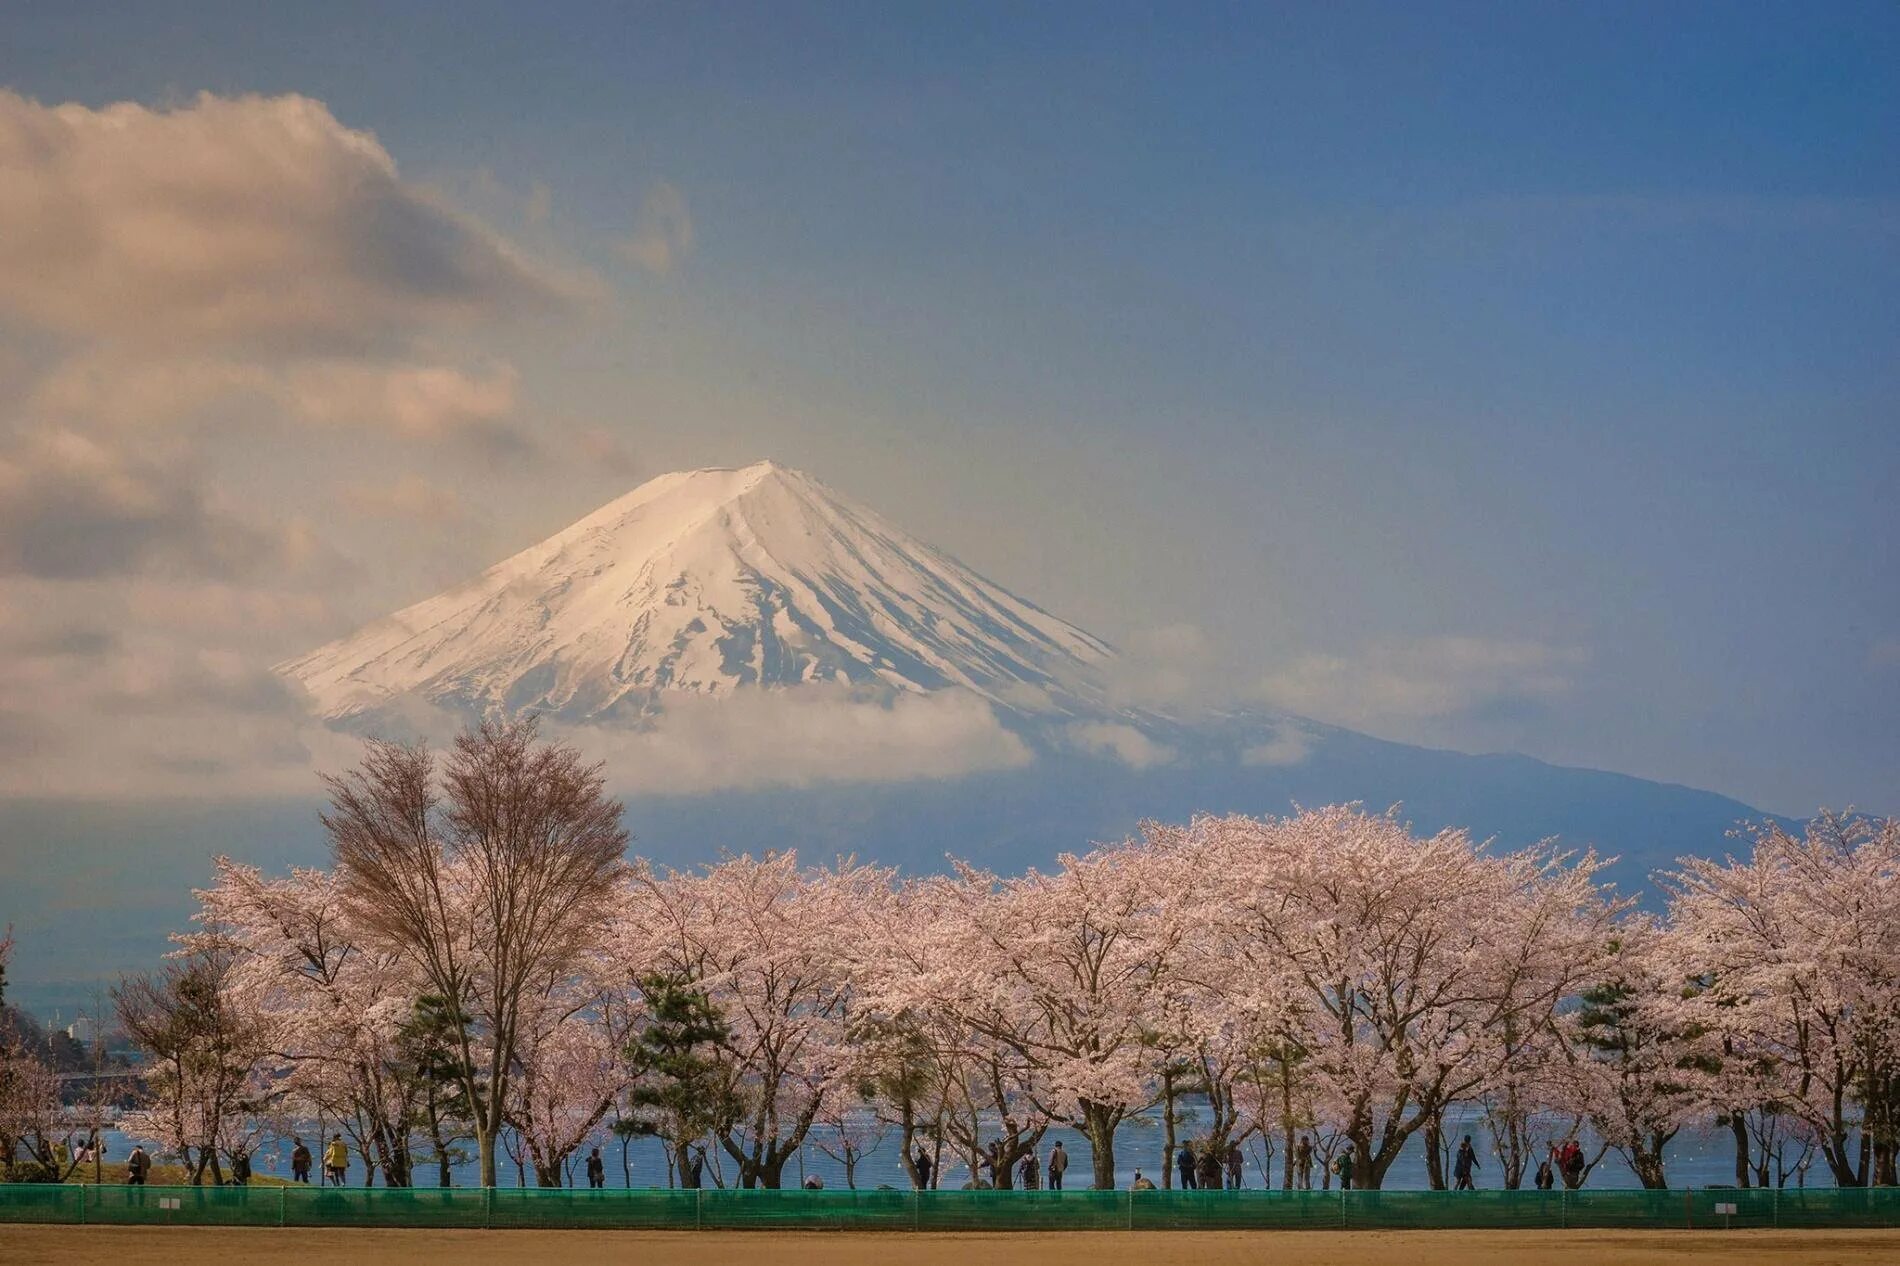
281 460 1116 728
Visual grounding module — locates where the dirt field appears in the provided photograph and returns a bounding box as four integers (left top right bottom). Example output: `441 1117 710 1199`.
3 1226 1897 1266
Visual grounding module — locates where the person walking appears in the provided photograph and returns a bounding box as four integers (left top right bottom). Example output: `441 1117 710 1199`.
1046 1141 1068 1191
324 1133 349 1187
1333 1149 1354 1191
290 1137 312 1184
913 1147 934 1190
1019 1149 1039 1190
1295 1136 1313 1190
126 1145 150 1186
1225 1142 1244 1190
1453 1135 1480 1190
586 1146 606 1189
1176 1142 1196 1190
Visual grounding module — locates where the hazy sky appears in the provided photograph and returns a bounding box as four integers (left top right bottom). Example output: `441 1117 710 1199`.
0 2 1894 814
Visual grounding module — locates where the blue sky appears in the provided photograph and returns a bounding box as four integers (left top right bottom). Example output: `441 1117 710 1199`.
0 2 1895 813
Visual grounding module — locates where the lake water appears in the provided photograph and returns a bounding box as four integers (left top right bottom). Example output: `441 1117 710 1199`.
93 1105 1829 1191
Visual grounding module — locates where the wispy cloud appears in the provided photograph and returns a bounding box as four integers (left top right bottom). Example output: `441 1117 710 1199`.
1259 636 1589 734
615 182 695 274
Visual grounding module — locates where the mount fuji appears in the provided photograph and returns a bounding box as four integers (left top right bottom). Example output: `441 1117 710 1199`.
280 460 1776 895
284 460 1118 731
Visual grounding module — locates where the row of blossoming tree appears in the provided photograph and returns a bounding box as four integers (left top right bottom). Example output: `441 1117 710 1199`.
110 720 1899 1190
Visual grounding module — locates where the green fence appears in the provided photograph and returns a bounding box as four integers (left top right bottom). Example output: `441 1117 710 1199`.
2 1184 1897 1231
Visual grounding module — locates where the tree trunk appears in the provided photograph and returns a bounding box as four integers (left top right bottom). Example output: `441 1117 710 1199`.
1160 1069 1177 1190
1633 1134 1669 1189
1422 1108 1448 1190
478 1126 499 1187
428 1096 452 1187
1730 1115 1751 1188
1280 1063 1295 1191
1081 1101 1118 1189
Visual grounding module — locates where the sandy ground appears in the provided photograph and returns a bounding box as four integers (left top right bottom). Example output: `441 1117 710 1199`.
2 1226 1898 1266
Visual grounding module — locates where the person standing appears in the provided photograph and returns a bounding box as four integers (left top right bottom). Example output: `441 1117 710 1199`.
1046 1141 1068 1191
1453 1135 1480 1190
324 1133 349 1187
1225 1143 1243 1190
1198 1145 1221 1191
231 1150 252 1186
686 1148 705 1189
913 1147 934 1191
1176 1142 1196 1190
290 1137 312 1184
1019 1149 1039 1190
1534 1158 1555 1190
1333 1149 1354 1191
126 1145 150 1186
586 1146 606 1189
1295 1136 1313 1190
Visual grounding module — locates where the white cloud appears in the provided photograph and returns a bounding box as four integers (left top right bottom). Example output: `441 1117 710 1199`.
616 182 695 274
327 687 1033 795
1242 722 1316 767
1259 636 1588 733
1064 720 1175 769
585 689 1031 793
0 90 597 350
283 360 524 446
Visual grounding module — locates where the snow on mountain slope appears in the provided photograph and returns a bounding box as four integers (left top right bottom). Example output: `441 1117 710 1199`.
281 461 1116 727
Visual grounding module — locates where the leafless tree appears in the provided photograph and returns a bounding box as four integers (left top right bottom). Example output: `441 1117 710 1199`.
325 717 628 1187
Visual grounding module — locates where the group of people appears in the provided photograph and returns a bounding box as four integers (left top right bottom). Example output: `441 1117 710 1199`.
909 1139 1071 1190
104 1130 1594 1192
285 1134 353 1186
1534 1139 1588 1190
1172 1140 1245 1190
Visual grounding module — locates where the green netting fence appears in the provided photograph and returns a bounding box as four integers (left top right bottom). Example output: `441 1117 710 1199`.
1 1184 1896 1231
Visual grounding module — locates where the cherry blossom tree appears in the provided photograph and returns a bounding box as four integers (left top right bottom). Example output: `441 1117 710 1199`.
617 853 881 1188
900 843 1190 1189
1554 922 1705 1188
115 947 271 1184
1663 813 1900 1187
1166 806 1621 1189
187 858 433 1185
508 1007 626 1186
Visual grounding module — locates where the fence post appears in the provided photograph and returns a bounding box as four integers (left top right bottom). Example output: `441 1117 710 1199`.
695 1186 703 1232
484 1185 493 1230
1559 1187 1566 1230
78 1182 86 1226
279 1185 287 1227
1684 1189 1693 1230
1125 1189 1133 1230
911 1188 919 1233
